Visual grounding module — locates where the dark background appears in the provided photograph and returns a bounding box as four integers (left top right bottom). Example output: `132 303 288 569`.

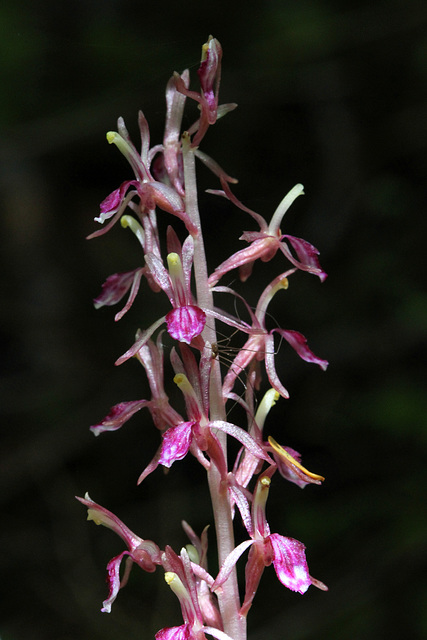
1 1 426 638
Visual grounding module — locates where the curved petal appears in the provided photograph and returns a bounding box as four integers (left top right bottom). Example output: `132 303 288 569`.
272 328 328 371
101 550 131 613
90 399 150 436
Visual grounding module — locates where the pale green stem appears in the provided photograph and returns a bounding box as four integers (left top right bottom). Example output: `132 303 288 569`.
182 133 246 640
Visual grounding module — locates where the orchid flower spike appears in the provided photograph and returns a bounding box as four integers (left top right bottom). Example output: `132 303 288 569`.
208 184 327 285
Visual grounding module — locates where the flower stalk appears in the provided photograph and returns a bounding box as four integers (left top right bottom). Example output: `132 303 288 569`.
78 36 329 640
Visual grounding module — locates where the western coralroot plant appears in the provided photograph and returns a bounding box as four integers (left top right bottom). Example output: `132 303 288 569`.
78 36 329 640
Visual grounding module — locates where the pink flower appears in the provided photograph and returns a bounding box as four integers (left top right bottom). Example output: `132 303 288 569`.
208 270 328 399
76 494 161 612
88 112 197 239
212 476 327 616
208 184 327 285
174 36 223 147
116 234 206 365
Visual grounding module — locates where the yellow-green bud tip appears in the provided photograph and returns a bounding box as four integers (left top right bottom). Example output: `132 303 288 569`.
106 131 117 144
281 277 289 290
164 572 176 585
173 373 186 386
167 253 180 269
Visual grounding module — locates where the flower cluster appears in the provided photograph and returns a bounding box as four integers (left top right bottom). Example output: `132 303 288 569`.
78 37 328 640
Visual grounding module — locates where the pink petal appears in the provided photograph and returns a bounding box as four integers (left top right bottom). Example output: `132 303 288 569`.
166 306 206 344
228 485 253 537
269 534 312 594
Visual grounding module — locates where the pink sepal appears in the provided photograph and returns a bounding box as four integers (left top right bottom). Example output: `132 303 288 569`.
137 446 162 485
